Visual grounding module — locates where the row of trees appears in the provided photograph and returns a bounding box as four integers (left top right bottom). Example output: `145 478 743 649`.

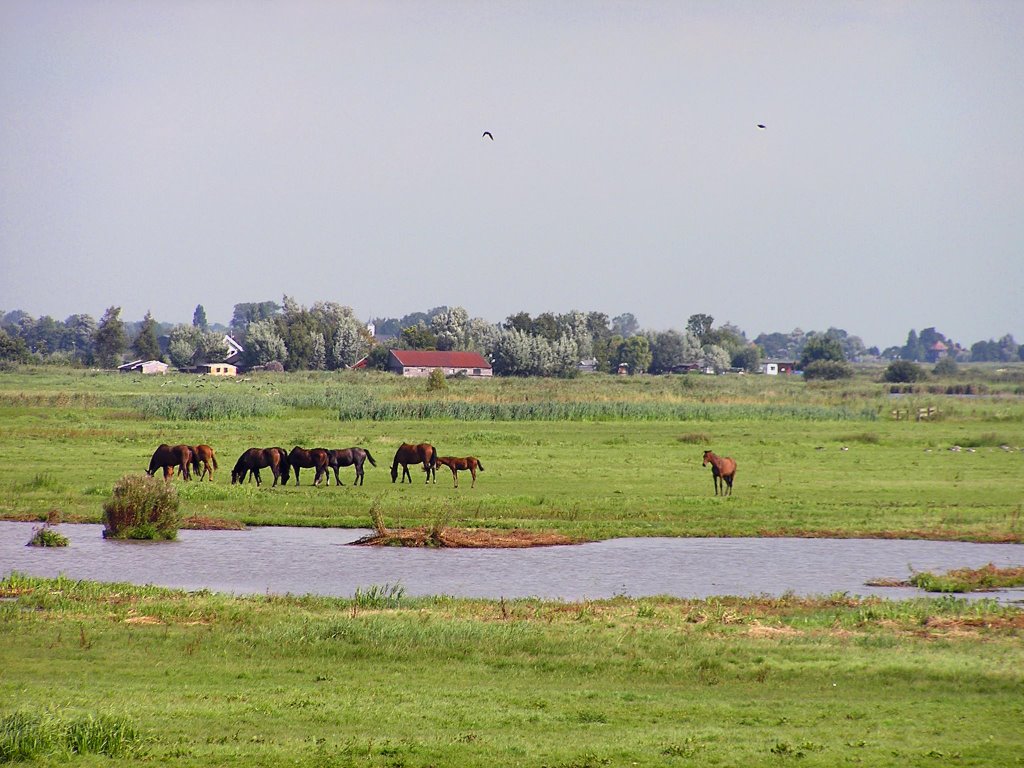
2 301 1022 374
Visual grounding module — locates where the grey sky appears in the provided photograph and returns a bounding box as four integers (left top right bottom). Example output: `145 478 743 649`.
2 1 1021 350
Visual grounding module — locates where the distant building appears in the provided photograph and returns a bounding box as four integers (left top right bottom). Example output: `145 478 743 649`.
926 341 949 363
223 335 244 364
118 359 169 375
387 350 492 378
762 360 798 375
197 362 237 377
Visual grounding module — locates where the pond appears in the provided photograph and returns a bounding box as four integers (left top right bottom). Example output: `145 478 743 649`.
3 522 1023 603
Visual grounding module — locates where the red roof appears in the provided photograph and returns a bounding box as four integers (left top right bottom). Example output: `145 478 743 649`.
389 350 491 369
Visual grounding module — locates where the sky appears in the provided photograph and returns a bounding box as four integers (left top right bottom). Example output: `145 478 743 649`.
1 1 1022 351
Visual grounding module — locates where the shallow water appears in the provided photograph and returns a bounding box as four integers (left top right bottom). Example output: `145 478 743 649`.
3 522 1023 603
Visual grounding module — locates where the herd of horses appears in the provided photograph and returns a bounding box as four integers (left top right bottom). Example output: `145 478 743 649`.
145 441 487 489
146 442 736 494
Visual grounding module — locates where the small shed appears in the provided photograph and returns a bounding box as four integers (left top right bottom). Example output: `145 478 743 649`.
118 359 168 375
197 362 237 377
388 350 492 378
762 360 798 375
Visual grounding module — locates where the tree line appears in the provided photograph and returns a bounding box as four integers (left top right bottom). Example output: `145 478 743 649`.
1 299 1021 375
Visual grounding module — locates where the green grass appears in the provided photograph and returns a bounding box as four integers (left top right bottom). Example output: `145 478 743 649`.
1 367 1023 541
1 574 1021 767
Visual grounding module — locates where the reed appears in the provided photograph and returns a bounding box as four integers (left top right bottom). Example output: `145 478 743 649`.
101 474 180 540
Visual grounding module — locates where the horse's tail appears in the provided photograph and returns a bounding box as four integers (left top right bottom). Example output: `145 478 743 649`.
211 453 218 470
477 459 484 472
364 449 377 467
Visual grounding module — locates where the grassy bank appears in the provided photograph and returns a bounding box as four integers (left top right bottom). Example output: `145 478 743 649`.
2 574 1022 767
1 367 1022 541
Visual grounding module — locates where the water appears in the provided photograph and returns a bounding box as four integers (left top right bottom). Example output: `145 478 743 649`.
3 522 1023 603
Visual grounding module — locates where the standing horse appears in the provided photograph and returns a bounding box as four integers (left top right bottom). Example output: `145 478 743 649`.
391 443 436 484
147 444 192 481
288 446 330 486
326 447 377 486
190 444 218 481
231 447 290 487
702 450 737 496
434 456 484 488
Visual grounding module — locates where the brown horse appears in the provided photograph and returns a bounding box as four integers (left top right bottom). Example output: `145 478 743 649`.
147 444 192 481
231 447 290 486
391 443 436 484
189 444 218 481
702 450 737 496
326 447 377 486
434 456 484 488
288 446 330 486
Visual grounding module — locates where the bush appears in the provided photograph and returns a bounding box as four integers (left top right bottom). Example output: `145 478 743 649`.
426 368 448 392
801 360 852 380
102 474 181 540
933 357 959 377
26 525 69 547
884 360 927 383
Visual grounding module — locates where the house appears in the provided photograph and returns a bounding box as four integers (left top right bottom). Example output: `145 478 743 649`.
197 362 237 376
578 357 599 373
223 335 244 364
926 340 949 363
762 360 798 375
387 350 492 378
118 359 169 375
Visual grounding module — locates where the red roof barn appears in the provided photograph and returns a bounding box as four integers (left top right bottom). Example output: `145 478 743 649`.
387 350 493 378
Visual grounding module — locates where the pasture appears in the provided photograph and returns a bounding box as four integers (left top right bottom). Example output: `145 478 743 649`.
1 574 1022 767
1 367 1023 541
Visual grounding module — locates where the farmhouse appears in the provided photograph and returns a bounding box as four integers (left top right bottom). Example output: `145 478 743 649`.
197 362 237 376
388 350 492 378
118 359 168 375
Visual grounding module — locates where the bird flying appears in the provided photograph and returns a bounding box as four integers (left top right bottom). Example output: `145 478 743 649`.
482 131 493 140
757 124 766 130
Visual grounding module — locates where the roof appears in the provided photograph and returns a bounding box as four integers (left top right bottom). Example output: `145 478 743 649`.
389 350 491 369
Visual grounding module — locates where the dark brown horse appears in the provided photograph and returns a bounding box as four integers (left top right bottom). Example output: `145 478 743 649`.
326 447 377 486
434 456 484 488
189 444 218 481
702 450 737 496
288 446 330 486
147 444 192 481
231 447 291 486
391 443 436 484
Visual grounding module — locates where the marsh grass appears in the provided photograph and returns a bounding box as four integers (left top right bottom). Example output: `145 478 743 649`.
0 711 140 761
25 524 68 547
908 564 1024 593
101 474 180 540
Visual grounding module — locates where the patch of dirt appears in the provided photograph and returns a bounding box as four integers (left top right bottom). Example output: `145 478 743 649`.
181 515 247 531
351 527 582 548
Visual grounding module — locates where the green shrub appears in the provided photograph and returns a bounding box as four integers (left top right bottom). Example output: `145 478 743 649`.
426 368 448 392
884 360 927 383
26 525 69 547
802 360 853 380
102 474 181 540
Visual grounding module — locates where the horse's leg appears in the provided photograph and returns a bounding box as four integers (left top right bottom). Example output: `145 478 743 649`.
254 468 263 487
469 467 476 488
354 460 362 486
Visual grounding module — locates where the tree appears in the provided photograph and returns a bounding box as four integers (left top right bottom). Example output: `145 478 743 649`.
431 306 471 351
400 322 438 350
133 311 162 361
94 306 127 368
901 329 924 362
932 357 959 377
701 344 731 374
731 345 763 373
648 330 687 374
0 327 31 363
802 360 852 380
191 304 207 331
799 334 845 369
687 314 714 343
242 318 287 367
616 335 651 374
64 314 96 364
611 312 639 338
230 301 280 335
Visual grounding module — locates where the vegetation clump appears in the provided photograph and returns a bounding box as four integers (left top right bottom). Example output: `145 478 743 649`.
102 474 181 540
0 711 140 762
884 360 928 383
26 524 68 547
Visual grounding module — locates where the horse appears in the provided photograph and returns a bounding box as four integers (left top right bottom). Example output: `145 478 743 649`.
702 450 737 496
326 447 377 486
434 456 484 488
391 443 436 484
288 446 330 486
147 444 192 481
231 447 290 487
189 444 218 481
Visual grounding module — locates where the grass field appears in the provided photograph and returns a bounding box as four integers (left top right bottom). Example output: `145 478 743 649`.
2 574 1023 767
1 367 1022 541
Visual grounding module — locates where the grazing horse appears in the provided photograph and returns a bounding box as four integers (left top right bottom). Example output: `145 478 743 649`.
288 446 330 486
326 447 377 486
189 444 218 481
231 447 290 487
147 444 192 481
391 443 436 484
434 456 484 488
702 450 737 496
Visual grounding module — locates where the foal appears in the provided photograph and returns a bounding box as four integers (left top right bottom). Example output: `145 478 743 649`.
702 450 737 496
434 456 484 488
